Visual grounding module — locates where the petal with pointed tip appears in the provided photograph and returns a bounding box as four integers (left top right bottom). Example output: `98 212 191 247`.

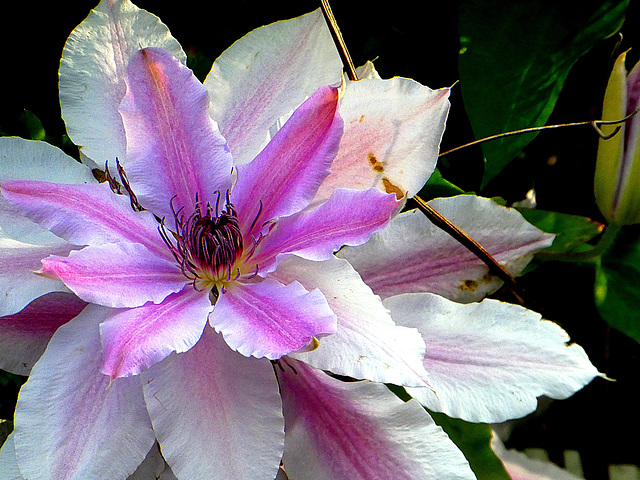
119 48 234 219
60 0 185 169
339 195 554 302
204 9 342 165
0 292 86 375
211 278 336 360
278 360 475 480
385 293 599 423
141 327 283 480
273 256 430 387
13 305 155 480
42 242 184 308
100 287 212 379
314 79 450 203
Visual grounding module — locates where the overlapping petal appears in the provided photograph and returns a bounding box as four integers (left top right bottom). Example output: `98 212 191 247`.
204 9 342 165
211 278 336 359
100 287 214 379
59 0 185 169
41 242 184 308
314 78 451 203
12 305 155 480
385 293 599 423
0 433 22 480
119 48 234 219
277 359 475 480
232 85 342 234
340 195 555 302
141 326 284 480
0 292 86 375
273 256 431 387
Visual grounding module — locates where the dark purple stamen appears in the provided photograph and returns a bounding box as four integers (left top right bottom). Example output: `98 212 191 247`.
105 159 145 212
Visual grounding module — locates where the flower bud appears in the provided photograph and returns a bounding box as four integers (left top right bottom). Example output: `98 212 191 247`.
595 51 640 225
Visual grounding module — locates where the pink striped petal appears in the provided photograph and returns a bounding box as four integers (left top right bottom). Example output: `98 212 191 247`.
119 48 234 220
277 360 475 480
273 256 431 388
314 79 450 203
0 181 168 256
232 86 342 235
42 242 185 308
13 305 155 480
386 293 599 423
204 9 342 166
211 278 337 360
253 188 400 270
141 327 284 480
100 287 213 379
60 0 185 170
0 237 78 317
340 195 554 302
0 292 86 375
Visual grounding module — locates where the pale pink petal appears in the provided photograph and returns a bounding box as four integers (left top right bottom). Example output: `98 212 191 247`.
314 79 450 203
385 293 599 423
100 287 213 379
1 181 169 257
211 278 336 360
253 188 400 270
141 326 284 480
278 359 475 480
339 195 555 302
0 292 86 375
119 48 234 219
42 242 184 308
13 305 155 480
204 9 342 166
0 238 78 317
232 86 342 235
272 256 431 387
0 137 95 243
0 433 23 480
60 0 185 169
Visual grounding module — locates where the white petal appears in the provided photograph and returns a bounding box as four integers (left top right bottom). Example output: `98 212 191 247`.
273 256 430 387
141 326 284 480
59 0 185 169
385 293 599 423
340 195 555 302
314 78 450 203
204 9 342 165
126 444 165 480
0 434 24 480
278 360 475 480
13 305 155 480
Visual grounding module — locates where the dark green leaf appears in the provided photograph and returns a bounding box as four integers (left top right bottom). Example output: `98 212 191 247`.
458 0 628 188
419 167 465 201
517 208 604 253
430 411 510 480
595 228 640 344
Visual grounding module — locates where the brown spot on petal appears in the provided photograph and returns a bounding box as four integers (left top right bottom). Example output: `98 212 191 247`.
368 153 385 172
382 177 405 199
368 153 377 165
459 279 479 292
359 115 365 123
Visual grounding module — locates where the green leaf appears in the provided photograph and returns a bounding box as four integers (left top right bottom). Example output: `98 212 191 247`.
517 208 604 254
18 110 46 141
458 0 628 188
430 411 510 480
418 167 465 201
595 228 640 344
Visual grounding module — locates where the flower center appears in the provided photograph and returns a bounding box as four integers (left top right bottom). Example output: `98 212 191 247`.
160 193 246 291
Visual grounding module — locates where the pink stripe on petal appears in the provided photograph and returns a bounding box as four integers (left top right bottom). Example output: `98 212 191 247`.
211 278 337 360
0 292 86 375
253 188 400 270
100 287 213 379
42 243 185 308
278 360 474 480
232 85 342 236
119 48 234 221
1 181 168 256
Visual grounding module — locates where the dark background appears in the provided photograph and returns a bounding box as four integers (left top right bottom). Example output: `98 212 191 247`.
1 1 639 478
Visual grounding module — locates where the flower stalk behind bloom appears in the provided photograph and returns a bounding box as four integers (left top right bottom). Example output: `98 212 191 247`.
595 50 640 226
